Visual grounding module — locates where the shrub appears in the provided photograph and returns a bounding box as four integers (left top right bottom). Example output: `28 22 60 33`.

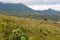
43 18 48 21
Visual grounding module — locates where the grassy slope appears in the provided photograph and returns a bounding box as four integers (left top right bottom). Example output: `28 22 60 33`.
0 14 60 40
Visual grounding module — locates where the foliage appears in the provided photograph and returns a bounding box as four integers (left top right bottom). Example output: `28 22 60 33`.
0 14 60 40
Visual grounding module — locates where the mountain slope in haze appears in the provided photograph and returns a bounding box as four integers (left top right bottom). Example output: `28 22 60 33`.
0 2 35 16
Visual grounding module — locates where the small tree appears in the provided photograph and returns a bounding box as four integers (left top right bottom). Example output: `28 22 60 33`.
43 18 48 21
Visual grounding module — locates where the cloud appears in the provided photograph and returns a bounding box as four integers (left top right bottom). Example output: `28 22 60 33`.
28 4 60 11
0 0 29 3
0 0 60 5
28 0 60 5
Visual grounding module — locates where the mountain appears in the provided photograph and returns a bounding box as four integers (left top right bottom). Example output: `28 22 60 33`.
36 8 60 15
0 2 60 16
0 2 35 16
0 2 60 21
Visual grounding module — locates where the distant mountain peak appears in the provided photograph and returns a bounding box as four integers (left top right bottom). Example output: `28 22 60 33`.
48 8 52 10
47 8 54 11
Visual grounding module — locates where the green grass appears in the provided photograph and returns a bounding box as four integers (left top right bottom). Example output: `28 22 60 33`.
0 14 60 40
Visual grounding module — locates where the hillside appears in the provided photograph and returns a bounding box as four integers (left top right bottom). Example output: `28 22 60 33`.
0 2 60 21
0 14 60 40
0 2 35 16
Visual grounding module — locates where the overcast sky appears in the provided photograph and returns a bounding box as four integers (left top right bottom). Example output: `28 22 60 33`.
0 0 60 11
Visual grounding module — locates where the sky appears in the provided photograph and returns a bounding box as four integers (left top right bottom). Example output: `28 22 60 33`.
0 0 60 11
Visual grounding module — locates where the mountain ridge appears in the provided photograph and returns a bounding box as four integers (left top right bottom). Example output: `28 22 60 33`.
0 2 35 16
0 2 60 15
36 8 60 15
0 2 60 21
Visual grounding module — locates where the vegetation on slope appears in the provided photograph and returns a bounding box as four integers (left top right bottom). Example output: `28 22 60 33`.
0 14 60 40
